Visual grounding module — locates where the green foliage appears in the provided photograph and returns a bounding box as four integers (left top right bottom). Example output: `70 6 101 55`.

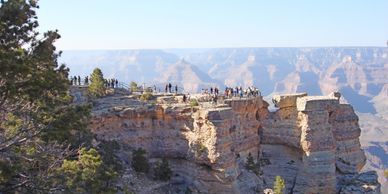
198 142 207 154
88 68 106 97
384 169 388 179
1 113 23 139
244 153 261 175
145 87 153 93
0 159 14 185
273 175 285 194
130 81 138 92
42 104 93 146
132 148 149 173
153 158 172 181
98 140 123 173
245 153 255 171
0 1 122 193
190 99 199 107
58 148 118 193
140 92 153 101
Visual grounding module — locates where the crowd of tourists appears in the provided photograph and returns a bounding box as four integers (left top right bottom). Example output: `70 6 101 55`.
224 86 261 98
164 83 179 94
70 75 119 88
104 78 119 88
70 75 88 86
201 86 261 98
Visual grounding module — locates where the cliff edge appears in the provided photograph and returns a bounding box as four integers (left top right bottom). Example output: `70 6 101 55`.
79 88 380 194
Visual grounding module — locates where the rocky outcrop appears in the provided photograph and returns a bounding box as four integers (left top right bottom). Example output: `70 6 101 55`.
89 95 268 193
261 93 378 194
85 91 380 194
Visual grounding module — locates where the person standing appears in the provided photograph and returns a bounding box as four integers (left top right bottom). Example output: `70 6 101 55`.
78 75 81 85
175 85 178 94
74 76 77 85
115 79 118 88
168 83 172 93
84 76 89 85
165 84 168 93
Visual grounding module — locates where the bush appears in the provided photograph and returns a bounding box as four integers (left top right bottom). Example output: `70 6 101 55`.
153 158 172 181
140 92 153 101
132 148 149 173
198 142 207 153
130 82 138 92
245 153 261 175
245 153 255 171
98 140 122 173
190 99 199 107
273 175 285 194
145 87 153 93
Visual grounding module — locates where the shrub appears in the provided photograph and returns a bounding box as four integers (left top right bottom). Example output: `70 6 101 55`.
273 175 285 194
245 153 261 175
245 153 255 171
140 92 153 101
130 82 138 92
98 140 122 173
190 99 199 107
131 148 149 173
153 158 172 181
145 87 153 93
198 142 207 154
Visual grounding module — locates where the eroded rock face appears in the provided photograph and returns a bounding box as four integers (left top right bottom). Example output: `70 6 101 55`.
261 94 379 194
86 92 380 194
90 95 267 193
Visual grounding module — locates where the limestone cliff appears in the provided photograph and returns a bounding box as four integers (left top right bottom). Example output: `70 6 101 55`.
81 88 380 194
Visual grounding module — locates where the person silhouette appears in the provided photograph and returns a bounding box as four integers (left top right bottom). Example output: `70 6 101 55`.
74 76 77 85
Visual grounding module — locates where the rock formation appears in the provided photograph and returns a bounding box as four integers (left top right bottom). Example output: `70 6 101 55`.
80 88 380 193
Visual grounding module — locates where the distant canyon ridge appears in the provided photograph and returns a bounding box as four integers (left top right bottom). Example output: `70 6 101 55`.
61 47 388 191
61 47 387 115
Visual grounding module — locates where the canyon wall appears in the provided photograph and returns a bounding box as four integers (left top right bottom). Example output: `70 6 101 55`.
85 89 380 193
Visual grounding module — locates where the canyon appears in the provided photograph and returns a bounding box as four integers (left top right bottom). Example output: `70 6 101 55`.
63 47 388 191
72 86 381 193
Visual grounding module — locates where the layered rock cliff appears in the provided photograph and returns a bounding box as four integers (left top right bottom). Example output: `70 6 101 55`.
83 89 380 194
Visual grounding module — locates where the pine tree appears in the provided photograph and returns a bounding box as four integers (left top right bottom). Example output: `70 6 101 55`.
88 68 106 97
153 158 172 181
273 175 285 194
132 148 149 173
0 1 118 192
245 152 256 171
58 148 118 193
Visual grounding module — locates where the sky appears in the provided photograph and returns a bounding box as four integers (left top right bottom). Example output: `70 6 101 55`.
36 0 388 50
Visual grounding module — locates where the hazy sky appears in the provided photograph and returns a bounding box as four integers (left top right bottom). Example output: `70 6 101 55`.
37 0 388 50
